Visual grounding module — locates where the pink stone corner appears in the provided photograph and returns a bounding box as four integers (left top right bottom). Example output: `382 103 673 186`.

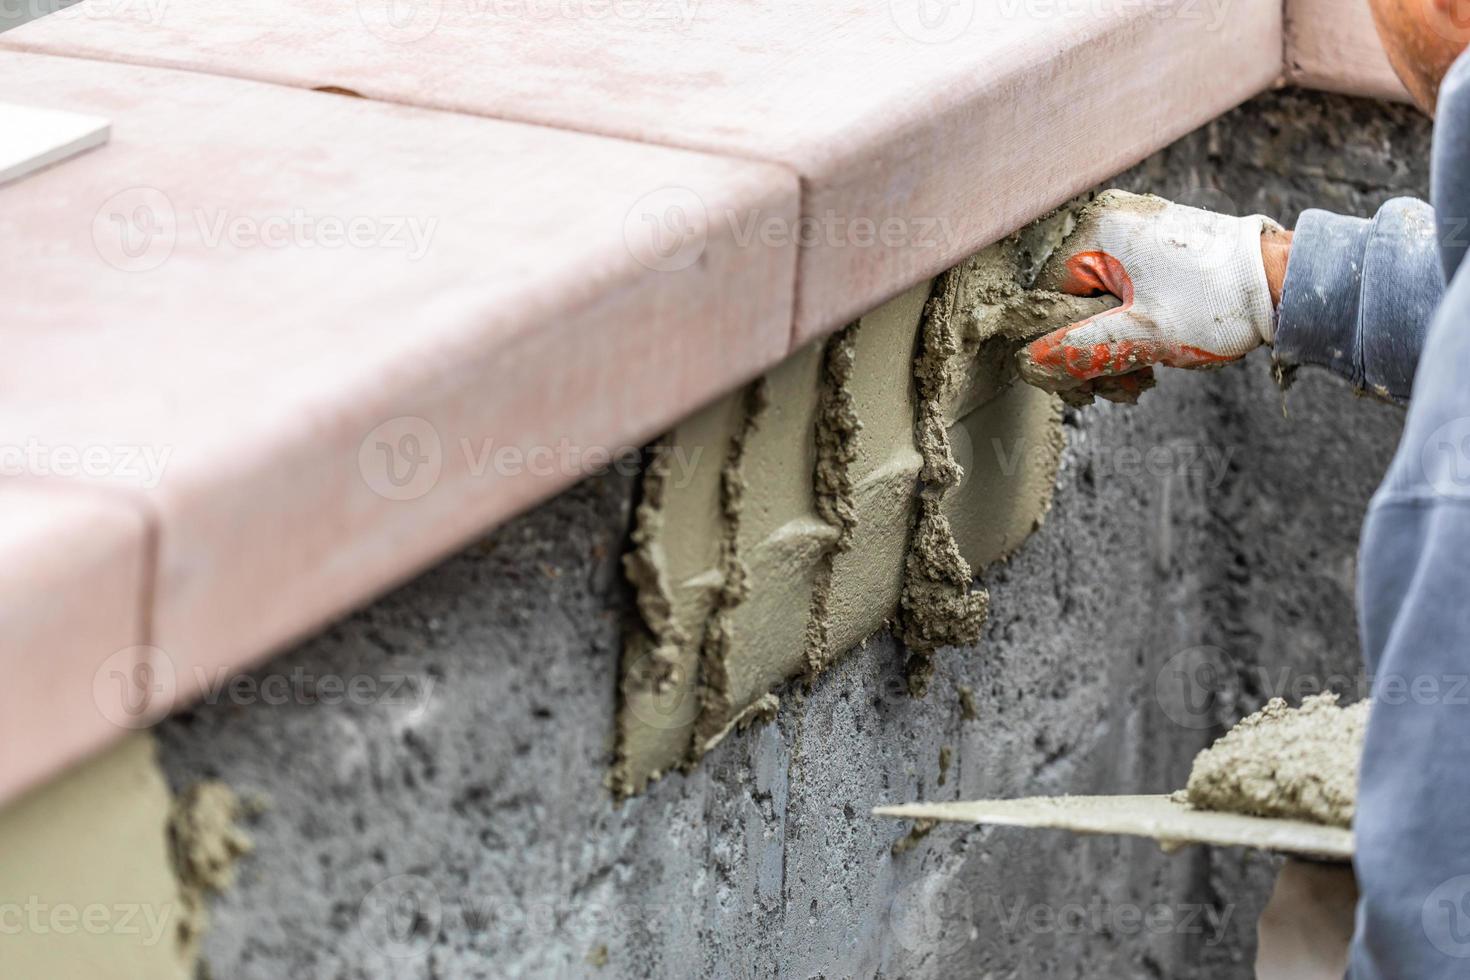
0 486 152 806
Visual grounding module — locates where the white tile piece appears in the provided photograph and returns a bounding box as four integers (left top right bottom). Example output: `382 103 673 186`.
0 102 109 185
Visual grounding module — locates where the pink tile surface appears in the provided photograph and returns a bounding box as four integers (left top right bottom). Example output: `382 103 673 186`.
0 52 797 712
1286 0 1407 101
1 0 1283 341
0 486 150 805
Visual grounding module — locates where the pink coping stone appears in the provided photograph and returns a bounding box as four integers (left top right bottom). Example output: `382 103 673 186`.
0 51 797 716
1286 0 1409 102
0 0 1284 342
0 485 151 807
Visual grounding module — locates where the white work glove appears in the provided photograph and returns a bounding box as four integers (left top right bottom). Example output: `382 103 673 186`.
1018 189 1283 404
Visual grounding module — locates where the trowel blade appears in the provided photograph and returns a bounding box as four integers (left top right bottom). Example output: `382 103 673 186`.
874 794 1353 862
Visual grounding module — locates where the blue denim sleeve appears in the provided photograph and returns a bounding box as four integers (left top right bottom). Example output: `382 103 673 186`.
1347 262 1470 978
1274 198 1443 403
1344 47 1470 980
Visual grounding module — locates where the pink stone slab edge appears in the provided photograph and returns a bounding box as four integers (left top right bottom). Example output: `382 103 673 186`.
0 487 151 804
1286 0 1409 101
0 0 1411 804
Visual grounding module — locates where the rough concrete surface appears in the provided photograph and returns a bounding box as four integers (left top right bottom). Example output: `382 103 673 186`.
154 89 1429 979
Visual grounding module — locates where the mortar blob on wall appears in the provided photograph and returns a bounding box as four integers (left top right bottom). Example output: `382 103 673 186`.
613 205 1112 796
0 735 252 978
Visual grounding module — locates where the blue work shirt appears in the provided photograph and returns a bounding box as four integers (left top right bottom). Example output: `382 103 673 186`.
1274 49 1470 977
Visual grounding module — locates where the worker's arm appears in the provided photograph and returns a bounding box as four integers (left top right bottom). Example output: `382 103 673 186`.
1019 191 1445 403
1274 199 1443 401
1256 860 1358 980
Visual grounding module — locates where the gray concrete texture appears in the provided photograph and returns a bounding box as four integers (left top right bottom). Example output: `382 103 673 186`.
156 89 1430 979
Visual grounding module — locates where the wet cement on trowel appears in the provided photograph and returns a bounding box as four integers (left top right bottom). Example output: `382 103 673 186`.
1179 693 1367 828
615 201 1108 795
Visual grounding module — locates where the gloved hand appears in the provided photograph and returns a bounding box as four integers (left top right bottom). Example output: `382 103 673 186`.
1017 190 1286 404
1255 859 1358 979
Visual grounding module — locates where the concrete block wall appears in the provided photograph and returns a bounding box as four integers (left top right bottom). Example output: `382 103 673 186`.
149 88 1428 979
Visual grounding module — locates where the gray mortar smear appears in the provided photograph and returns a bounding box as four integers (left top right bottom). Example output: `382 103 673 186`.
898 272 989 683
621 444 682 680
896 202 1113 680
961 202 1117 343
617 199 1116 791
168 782 253 960
610 441 681 796
694 380 769 751
1179 693 1368 828
805 323 862 678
